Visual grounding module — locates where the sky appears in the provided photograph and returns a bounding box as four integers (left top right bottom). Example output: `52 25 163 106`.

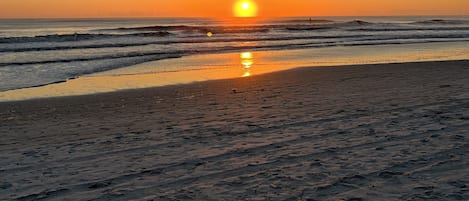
0 0 468 18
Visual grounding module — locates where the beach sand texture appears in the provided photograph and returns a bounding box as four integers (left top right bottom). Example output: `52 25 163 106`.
1 61 468 200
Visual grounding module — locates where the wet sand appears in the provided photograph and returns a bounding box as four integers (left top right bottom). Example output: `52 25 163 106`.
1 60 468 200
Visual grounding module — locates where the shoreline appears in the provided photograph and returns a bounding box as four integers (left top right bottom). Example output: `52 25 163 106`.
0 59 468 104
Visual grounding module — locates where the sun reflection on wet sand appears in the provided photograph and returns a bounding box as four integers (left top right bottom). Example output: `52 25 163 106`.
241 52 253 77
241 52 253 68
242 71 251 77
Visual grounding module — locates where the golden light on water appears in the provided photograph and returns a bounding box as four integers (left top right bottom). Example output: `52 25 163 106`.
241 52 253 69
241 52 253 58
233 0 258 17
240 52 254 77
207 32 213 37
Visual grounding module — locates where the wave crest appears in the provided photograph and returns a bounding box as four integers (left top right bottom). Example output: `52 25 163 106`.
0 32 172 44
413 19 469 25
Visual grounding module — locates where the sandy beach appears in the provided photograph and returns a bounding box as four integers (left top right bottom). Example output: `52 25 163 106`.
1 60 468 200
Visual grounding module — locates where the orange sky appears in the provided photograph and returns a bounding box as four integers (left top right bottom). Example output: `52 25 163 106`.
1 0 468 18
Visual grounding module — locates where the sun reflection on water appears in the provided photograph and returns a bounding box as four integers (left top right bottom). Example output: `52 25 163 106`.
242 71 251 77
240 52 253 77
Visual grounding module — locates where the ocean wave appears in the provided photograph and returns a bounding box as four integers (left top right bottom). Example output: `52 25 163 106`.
0 54 185 92
7 20 467 45
106 25 272 34
275 19 335 24
0 51 183 67
0 34 374 53
285 26 335 31
413 19 469 25
110 20 372 32
2 34 469 67
0 26 274 44
3 32 469 53
347 34 469 43
349 27 469 32
284 20 372 31
338 20 373 26
104 20 372 34
109 25 192 31
0 32 173 44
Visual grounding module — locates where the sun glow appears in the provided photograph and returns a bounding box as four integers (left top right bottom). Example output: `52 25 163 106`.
233 0 258 17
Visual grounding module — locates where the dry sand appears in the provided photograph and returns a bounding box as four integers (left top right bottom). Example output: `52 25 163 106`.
1 60 468 201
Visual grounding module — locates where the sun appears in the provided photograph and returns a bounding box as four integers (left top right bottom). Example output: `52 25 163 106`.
233 0 258 17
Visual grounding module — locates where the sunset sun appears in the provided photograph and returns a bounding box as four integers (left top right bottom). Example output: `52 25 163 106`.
233 0 258 17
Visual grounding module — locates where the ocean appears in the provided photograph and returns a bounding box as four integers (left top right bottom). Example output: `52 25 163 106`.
1 16 469 93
